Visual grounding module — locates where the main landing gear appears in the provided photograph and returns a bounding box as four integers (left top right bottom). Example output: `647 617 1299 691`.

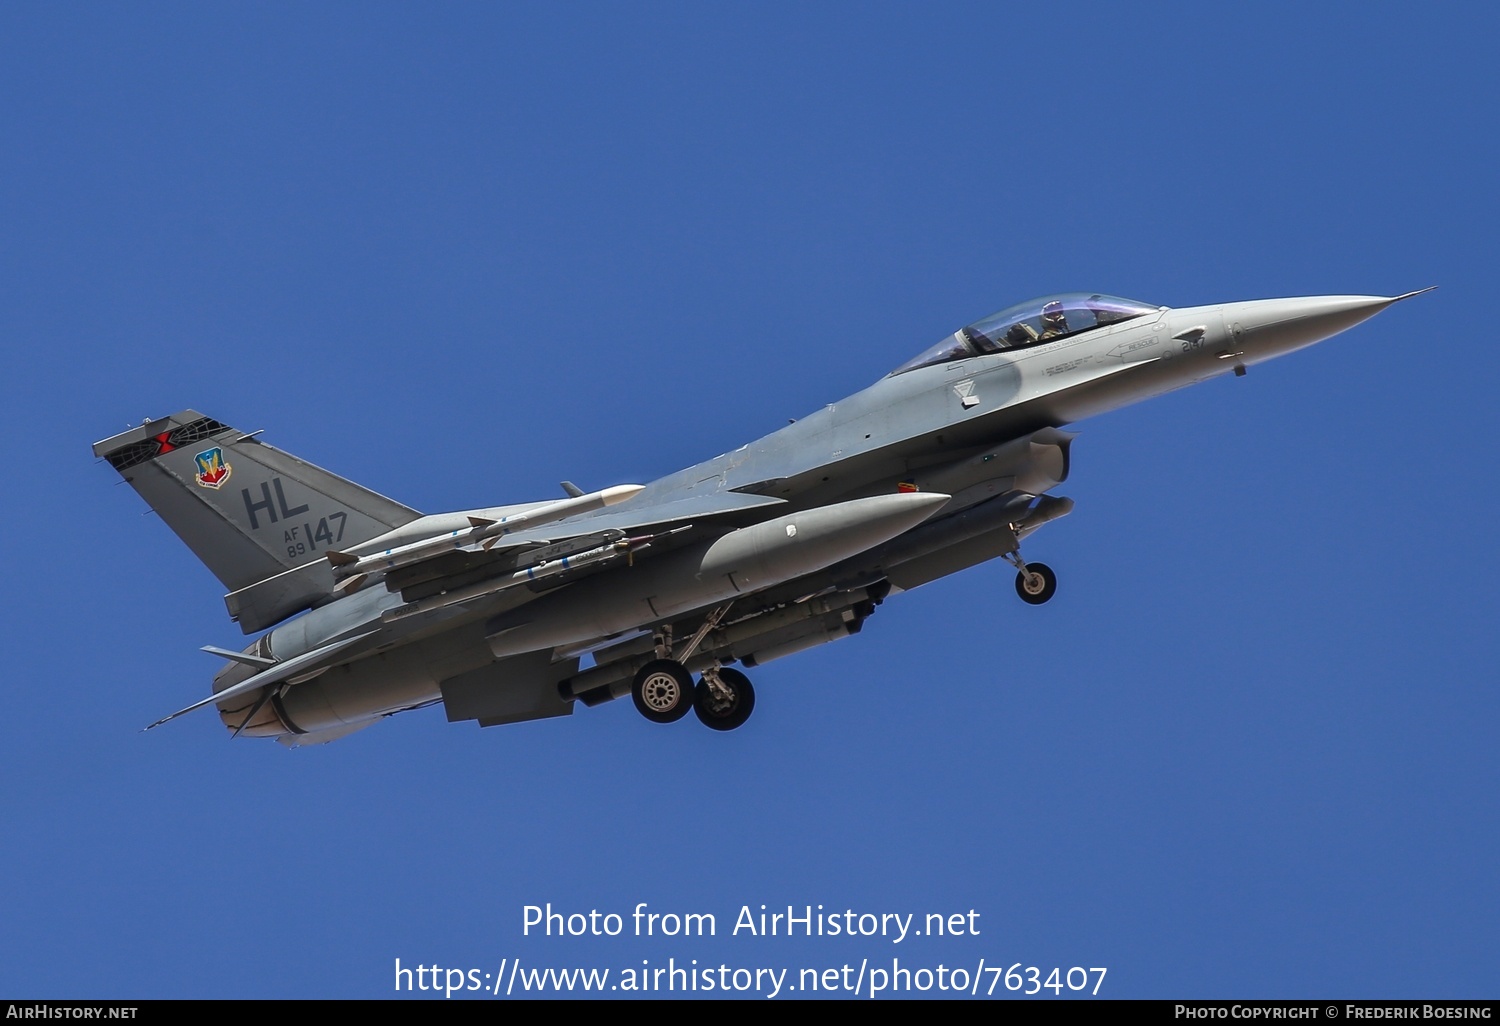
629 604 756 731
629 660 756 731
694 666 755 731
1005 549 1057 605
630 660 695 723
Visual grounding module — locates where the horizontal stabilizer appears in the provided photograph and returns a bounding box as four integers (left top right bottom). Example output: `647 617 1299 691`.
146 631 378 731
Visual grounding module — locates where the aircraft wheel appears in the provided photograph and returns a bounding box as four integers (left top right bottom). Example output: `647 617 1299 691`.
631 660 695 723
694 668 756 732
1014 561 1057 605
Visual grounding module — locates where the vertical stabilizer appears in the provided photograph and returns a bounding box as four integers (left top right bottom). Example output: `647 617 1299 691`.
95 411 421 595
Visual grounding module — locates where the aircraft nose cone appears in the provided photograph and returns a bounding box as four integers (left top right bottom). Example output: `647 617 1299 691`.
1221 292 1424 363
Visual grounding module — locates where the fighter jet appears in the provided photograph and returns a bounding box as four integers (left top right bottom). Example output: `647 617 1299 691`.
95 288 1429 744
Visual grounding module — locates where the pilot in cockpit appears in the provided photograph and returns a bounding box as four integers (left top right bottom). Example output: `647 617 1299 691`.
1039 300 1070 340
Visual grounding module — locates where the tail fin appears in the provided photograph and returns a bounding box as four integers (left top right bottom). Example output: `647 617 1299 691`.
95 411 421 597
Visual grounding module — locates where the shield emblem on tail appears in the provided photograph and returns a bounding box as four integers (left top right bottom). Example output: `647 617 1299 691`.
194 446 231 489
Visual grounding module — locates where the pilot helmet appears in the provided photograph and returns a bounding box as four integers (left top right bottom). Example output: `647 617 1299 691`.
1041 300 1066 324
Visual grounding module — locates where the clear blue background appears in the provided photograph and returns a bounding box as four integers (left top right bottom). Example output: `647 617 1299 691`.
2 2 1494 999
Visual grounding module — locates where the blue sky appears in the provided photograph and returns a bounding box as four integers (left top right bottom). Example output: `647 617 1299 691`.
2 3 1495 999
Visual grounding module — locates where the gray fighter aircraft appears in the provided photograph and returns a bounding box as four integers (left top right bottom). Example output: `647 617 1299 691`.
95 288 1429 744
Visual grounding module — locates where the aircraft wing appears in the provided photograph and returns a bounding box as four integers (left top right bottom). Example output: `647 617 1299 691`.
228 489 788 633
369 490 790 619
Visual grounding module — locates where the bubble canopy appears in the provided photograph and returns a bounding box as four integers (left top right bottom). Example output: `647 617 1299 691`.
890 293 1160 376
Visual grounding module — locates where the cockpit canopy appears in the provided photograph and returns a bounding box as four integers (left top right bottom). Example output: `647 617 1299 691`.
890 293 1160 375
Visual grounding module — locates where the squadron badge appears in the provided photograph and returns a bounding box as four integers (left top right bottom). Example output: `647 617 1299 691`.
193 446 231 489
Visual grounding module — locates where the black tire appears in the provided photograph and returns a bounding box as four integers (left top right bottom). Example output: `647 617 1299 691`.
1014 561 1057 605
694 667 756 731
631 660 695 723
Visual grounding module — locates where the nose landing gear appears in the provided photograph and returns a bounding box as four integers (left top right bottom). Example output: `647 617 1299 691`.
1006 550 1057 605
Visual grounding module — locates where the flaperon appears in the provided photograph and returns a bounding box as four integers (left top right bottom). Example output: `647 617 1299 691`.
95 288 1430 743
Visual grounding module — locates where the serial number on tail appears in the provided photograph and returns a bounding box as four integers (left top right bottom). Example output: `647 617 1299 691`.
285 512 348 557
